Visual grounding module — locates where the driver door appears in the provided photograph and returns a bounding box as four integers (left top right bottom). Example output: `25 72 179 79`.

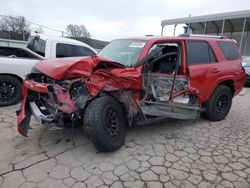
140 41 200 119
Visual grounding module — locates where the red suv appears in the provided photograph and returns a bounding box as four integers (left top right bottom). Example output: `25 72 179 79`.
17 36 246 152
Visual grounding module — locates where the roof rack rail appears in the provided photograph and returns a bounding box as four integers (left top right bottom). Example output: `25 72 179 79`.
178 34 227 39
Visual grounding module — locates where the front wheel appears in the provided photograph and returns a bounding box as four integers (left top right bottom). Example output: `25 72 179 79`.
84 96 126 152
204 85 232 121
0 75 22 107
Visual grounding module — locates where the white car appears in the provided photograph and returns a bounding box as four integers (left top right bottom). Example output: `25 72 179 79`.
27 33 97 58
0 33 97 106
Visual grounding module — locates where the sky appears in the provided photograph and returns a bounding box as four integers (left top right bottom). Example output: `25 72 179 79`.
0 0 250 41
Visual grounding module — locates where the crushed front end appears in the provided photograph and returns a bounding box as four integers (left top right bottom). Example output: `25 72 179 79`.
17 56 143 137
17 72 85 136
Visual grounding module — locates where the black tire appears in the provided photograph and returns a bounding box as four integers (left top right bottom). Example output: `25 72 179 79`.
84 96 126 152
0 75 22 107
204 85 232 121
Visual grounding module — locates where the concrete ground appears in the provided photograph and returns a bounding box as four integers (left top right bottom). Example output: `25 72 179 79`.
0 88 250 188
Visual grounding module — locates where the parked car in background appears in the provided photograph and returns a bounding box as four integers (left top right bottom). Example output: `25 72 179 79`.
17 35 245 152
27 33 97 58
242 56 250 85
0 47 44 106
0 33 97 106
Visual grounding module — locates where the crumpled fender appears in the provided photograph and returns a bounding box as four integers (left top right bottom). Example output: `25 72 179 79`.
82 68 142 96
17 84 31 137
35 56 142 97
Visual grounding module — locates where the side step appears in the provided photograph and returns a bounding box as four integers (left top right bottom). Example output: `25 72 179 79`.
140 102 201 120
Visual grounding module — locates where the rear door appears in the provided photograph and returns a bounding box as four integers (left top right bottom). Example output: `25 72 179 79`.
186 40 220 102
216 41 244 93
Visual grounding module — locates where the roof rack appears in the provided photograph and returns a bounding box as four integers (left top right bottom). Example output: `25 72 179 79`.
178 34 227 39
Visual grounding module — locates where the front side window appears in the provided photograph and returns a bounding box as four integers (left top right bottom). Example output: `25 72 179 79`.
98 39 147 66
186 40 216 65
148 43 180 74
217 41 239 60
56 43 73 58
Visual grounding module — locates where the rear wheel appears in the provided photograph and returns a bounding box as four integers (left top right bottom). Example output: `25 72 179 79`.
0 75 22 107
204 85 232 121
84 96 126 152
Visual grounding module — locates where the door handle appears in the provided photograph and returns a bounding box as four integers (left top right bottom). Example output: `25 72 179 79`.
211 68 220 73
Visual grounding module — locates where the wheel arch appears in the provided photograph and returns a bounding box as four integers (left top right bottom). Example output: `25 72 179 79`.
0 73 23 83
203 79 235 105
83 92 128 117
0 73 23 106
93 92 132 126
218 80 235 96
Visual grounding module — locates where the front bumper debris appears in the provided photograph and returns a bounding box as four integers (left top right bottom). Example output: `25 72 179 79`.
17 79 64 137
17 77 90 137
24 79 49 93
29 102 54 124
17 84 31 137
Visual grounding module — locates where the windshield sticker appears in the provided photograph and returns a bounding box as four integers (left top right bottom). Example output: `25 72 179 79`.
130 42 145 48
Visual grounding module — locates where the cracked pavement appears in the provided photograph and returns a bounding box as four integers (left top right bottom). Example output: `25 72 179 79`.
0 88 250 188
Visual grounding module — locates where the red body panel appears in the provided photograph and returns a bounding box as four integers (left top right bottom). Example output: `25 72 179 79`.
17 84 29 137
35 56 142 96
24 80 49 93
35 56 125 80
17 36 246 137
186 40 245 103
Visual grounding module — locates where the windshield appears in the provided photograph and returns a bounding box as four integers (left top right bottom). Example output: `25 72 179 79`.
98 39 146 66
27 35 46 57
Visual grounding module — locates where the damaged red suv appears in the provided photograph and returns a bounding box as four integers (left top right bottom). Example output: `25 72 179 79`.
17 36 246 152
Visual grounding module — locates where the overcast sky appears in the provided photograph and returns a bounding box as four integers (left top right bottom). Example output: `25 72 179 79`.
1 0 250 41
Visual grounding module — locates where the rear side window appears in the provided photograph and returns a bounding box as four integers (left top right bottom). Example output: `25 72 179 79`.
217 41 239 60
186 40 216 65
74 46 96 56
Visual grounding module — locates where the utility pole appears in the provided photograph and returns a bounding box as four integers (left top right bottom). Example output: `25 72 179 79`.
22 28 25 41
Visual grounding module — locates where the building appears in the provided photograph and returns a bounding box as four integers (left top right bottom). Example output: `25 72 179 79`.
161 10 250 56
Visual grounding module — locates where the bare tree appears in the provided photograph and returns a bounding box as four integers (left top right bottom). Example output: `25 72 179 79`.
66 24 91 38
0 15 30 40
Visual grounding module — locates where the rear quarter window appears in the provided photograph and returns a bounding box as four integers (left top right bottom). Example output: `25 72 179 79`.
217 41 239 60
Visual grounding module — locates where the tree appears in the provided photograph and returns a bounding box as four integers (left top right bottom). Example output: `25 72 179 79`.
0 15 30 40
66 24 91 38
